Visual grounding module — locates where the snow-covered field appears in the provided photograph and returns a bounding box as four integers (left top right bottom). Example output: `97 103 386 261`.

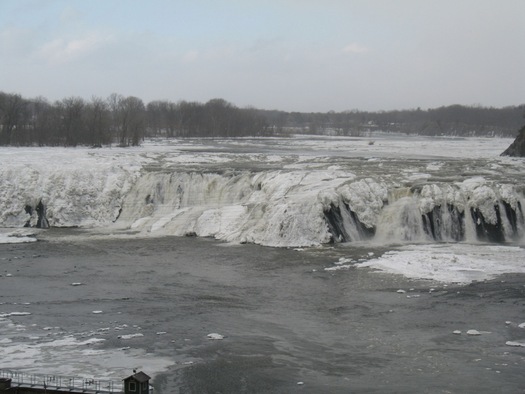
1 134 524 284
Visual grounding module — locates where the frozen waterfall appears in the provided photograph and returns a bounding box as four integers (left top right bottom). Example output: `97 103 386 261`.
1 137 524 247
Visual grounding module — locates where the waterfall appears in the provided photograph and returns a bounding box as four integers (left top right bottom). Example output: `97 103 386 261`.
324 184 525 245
1 161 524 247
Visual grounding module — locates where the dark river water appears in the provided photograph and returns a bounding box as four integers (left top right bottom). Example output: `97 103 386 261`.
1 230 525 393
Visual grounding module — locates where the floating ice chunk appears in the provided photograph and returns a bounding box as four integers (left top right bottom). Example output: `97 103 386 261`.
324 264 351 271
207 333 224 340
453 330 461 335
506 341 525 347
71 282 83 286
396 289 406 294
0 232 37 244
92 310 103 314
0 338 13 343
81 338 106 345
0 312 31 317
505 321 512 325
156 331 167 335
297 381 304 385
466 330 481 336
518 322 525 328
118 333 144 340
357 244 525 284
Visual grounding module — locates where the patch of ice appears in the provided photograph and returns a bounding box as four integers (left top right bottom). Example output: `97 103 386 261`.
466 330 481 336
0 312 31 317
357 244 525 284
117 333 144 340
0 329 172 379
207 333 224 340
506 341 525 347
324 264 351 271
0 231 38 244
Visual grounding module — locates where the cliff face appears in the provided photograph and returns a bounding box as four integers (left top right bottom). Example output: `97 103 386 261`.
501 125 525 157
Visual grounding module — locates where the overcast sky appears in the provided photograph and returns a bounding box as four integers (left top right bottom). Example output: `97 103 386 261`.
1 0 524 112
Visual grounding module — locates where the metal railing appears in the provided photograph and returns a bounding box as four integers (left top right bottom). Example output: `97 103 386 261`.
0 369 124 393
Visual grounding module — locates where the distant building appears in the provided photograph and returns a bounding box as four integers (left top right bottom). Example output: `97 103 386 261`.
123 371 151 394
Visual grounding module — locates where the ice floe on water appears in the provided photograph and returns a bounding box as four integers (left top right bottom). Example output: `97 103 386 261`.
207 333 224 340
0 317 173 379
117 333 144 340
0 230 37 244
0 312 31 317
506 341 525 347
355 243 525 284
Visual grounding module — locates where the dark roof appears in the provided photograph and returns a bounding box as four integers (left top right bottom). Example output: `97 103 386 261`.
124 371 151 383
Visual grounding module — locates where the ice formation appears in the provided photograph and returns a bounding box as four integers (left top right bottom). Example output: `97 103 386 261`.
0 136 524 247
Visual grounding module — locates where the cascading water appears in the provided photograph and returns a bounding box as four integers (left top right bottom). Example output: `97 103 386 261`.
325 183 524 245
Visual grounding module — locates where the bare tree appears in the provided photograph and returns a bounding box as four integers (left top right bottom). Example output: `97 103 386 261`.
109 94 145 146
57 97 85 146
0 93 28 145
85 96 111 146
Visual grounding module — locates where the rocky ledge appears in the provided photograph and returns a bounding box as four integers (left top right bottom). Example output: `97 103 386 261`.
501 125 525 157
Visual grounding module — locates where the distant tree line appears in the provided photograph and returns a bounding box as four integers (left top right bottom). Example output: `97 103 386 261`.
0 92 270 146
259 104 525 137
1 90 523 146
